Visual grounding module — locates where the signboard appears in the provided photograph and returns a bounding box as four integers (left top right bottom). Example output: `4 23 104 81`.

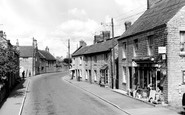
158 47 166 54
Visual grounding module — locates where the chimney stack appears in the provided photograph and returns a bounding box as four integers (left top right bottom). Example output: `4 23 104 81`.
124 21 132 31
45 46 49 52
79 40 87 47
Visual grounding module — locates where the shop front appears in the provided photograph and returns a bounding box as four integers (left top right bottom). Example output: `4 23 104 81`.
129 57 166 104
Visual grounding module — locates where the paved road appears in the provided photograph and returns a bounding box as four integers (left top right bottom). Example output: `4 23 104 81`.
22 72 126 115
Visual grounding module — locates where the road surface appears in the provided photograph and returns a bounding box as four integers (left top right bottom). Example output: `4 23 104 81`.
22 72 126 115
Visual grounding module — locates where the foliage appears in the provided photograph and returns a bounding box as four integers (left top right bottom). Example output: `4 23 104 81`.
0 45 19 76
63 58 72 64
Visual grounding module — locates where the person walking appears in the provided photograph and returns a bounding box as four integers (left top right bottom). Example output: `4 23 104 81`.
22 71 25 79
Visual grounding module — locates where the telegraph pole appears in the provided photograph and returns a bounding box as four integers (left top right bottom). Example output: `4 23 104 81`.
111 18 116 89
68 39 70 69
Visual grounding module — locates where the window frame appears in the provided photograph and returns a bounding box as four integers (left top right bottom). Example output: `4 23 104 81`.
122 42 127 59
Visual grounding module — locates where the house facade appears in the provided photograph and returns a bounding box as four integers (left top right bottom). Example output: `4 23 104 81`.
38 47 56 74
118 0 185 107
19 39 39 77
20 39 56 76
71 35 118 88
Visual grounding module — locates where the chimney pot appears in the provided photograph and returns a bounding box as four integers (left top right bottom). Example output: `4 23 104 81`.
124 21 132 31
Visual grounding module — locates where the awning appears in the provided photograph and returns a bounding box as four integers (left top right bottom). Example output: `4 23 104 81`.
132 56 155 64
100 64 108 70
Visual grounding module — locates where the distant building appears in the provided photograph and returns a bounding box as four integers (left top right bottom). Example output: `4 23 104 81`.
19 39 39 77
38 47 56 74
19 39 56 76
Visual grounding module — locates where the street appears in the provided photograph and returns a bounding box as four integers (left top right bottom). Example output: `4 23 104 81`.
22 72 126 115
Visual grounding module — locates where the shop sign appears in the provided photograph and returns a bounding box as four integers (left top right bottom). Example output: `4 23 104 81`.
158 47 166 54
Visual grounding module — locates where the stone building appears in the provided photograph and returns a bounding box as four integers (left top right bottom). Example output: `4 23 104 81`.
20 39 56 76
19 39 39 77
38 47 56 74
71 34 118 88
118 0 185 106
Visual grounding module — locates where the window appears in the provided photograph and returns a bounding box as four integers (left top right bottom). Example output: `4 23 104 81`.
122 42 126 59
85 70 88 80
94 56 97 63
104 53 108 62
94 70 97 81
180 31 185 52
133 39 138 57
79 57 82 65
122 67 126 83
147 36 154 56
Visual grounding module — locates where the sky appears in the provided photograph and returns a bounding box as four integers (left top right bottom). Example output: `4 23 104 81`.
0 0 147 58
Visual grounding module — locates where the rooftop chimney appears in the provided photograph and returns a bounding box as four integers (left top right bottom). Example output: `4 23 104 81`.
45 46 49 52
124 21 132 31
79 40 87 47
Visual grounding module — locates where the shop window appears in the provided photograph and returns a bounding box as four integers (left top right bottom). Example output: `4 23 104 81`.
122 67 126 83
147 36 154 56
122 42 126 59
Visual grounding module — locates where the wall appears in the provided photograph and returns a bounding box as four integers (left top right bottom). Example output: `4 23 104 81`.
167 6 185 107
118 26 167 98
20 57 33 77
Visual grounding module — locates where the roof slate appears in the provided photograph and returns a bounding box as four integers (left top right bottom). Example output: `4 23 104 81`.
84 39 117 55
19 46 34 57
120 0 185 39
72 38 118 57
72 46 89 57
39 50 56 61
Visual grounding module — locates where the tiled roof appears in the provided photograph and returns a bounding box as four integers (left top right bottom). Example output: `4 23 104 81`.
72 38 118 57
84 39 117 55
120 0 185 39
72 46 89 57
39 50 56 61
19 46 34 57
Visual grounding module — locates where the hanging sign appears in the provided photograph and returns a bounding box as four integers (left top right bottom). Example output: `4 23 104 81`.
158 47 166 54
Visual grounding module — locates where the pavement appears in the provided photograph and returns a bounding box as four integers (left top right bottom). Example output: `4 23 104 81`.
0 77 30 115
63 76 184 115
0 74 184 115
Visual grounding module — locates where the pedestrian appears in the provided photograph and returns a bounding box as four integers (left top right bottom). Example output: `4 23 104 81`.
22 71 25 79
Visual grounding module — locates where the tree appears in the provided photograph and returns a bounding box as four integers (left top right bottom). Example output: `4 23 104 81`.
0 45 19 77
63 58 72 64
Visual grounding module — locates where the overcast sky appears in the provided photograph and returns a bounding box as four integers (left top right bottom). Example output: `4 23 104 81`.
0 0 147 58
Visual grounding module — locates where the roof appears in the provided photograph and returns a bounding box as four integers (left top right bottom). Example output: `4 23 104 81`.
19 46 34 57
84 39 117 55
38 50 56 61
120 0 185 39
72 46 89 57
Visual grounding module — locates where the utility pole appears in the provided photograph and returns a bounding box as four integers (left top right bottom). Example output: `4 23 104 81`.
111 18 116 89
68 39 70 69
